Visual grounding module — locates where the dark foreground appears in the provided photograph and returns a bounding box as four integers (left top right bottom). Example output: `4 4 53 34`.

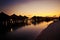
36 21 60 40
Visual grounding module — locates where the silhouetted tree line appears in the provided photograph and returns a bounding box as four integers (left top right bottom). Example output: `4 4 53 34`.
31 16 59 25
0 12 60 26
0 12 29 33
0 12 60 33
0 12 29 25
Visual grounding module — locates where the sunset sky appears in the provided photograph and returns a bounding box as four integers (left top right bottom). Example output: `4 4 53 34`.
0 0 60 17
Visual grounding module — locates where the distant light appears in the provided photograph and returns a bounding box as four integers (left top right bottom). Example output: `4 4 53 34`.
11 28 13 32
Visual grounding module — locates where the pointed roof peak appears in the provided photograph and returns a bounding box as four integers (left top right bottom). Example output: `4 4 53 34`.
0 12 9 16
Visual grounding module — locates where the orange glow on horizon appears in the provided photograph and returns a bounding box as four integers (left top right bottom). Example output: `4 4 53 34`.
1 1 60 18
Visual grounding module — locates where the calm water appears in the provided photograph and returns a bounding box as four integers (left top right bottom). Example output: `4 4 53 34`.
2 21 53 40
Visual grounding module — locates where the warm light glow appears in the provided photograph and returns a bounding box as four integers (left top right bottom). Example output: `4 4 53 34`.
1 1 60 17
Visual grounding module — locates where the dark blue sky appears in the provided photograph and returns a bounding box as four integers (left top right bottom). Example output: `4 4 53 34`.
0 0 60 17
0 0 59 9
0 0 29 8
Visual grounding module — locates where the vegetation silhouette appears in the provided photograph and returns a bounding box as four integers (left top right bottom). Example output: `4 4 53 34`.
0 12 29 33
0 12 59 33
0 12 60 40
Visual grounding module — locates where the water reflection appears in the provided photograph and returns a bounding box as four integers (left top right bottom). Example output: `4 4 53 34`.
0 12 59 40
10 28 13 32
4 21 53 40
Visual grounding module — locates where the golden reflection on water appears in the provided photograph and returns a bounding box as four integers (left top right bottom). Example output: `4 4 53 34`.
39 21 53 29
10 21 53 33
16 21 53 34
7 21 53 40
